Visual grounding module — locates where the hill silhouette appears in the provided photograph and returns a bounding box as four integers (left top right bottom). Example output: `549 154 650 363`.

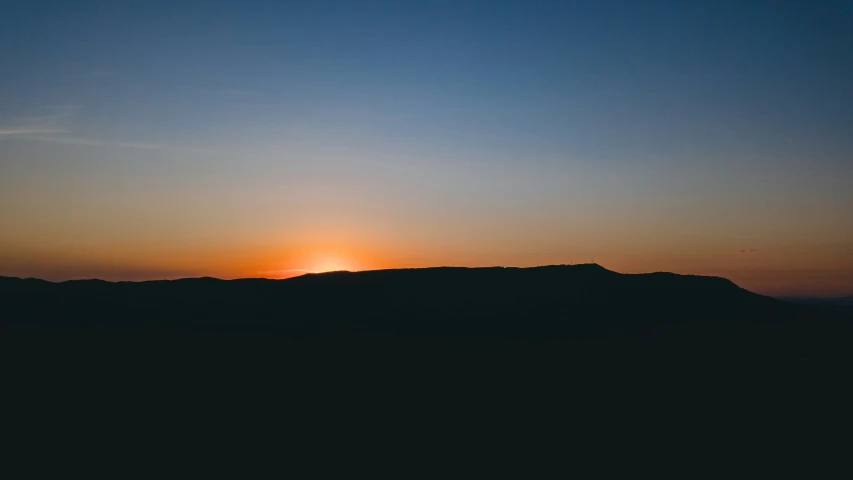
0 264 827 328
2 264 850 361
3 264 851 452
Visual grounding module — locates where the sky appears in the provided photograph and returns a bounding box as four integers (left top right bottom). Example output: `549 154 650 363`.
1 0 852 296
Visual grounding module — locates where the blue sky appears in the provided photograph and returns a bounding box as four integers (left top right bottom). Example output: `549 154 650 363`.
1 0 852 295
4 0 851 160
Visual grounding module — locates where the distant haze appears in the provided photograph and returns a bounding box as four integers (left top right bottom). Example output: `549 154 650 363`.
1 1 852 296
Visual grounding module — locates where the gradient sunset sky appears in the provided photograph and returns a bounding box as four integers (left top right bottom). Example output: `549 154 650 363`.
1 0 852 296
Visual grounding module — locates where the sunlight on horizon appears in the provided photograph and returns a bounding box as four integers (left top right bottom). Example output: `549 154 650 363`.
309 256 355 273
277 253 361 276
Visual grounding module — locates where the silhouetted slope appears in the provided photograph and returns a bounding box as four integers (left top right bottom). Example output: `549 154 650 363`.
0 264 841 328
3 265 851 455
2 264 849 358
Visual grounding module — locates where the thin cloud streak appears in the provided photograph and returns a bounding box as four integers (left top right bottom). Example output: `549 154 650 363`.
16 134 223 155
23 135 105 146
2 108 219 153
0 106 75 137
0 128 67 136
0 106 230 154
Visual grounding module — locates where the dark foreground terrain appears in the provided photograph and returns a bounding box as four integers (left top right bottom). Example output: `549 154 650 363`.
784 295 853 315
2 264 851 463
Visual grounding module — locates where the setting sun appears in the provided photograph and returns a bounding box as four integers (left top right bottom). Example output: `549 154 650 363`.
306 254 358 273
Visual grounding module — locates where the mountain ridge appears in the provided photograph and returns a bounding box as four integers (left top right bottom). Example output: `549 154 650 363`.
3 263 852 438
0 263 740 289
0 264 838 337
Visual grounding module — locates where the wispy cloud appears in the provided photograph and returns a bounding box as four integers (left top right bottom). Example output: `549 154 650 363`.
23 134 220 154
23 135 105 147
738 249 760 254
1 106 221 155
0 127 67 136
0 106 74 137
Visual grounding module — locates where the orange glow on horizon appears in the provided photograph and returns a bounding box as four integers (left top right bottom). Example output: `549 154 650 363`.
305 252 360 273
2 233 852 297
248 248 380 279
